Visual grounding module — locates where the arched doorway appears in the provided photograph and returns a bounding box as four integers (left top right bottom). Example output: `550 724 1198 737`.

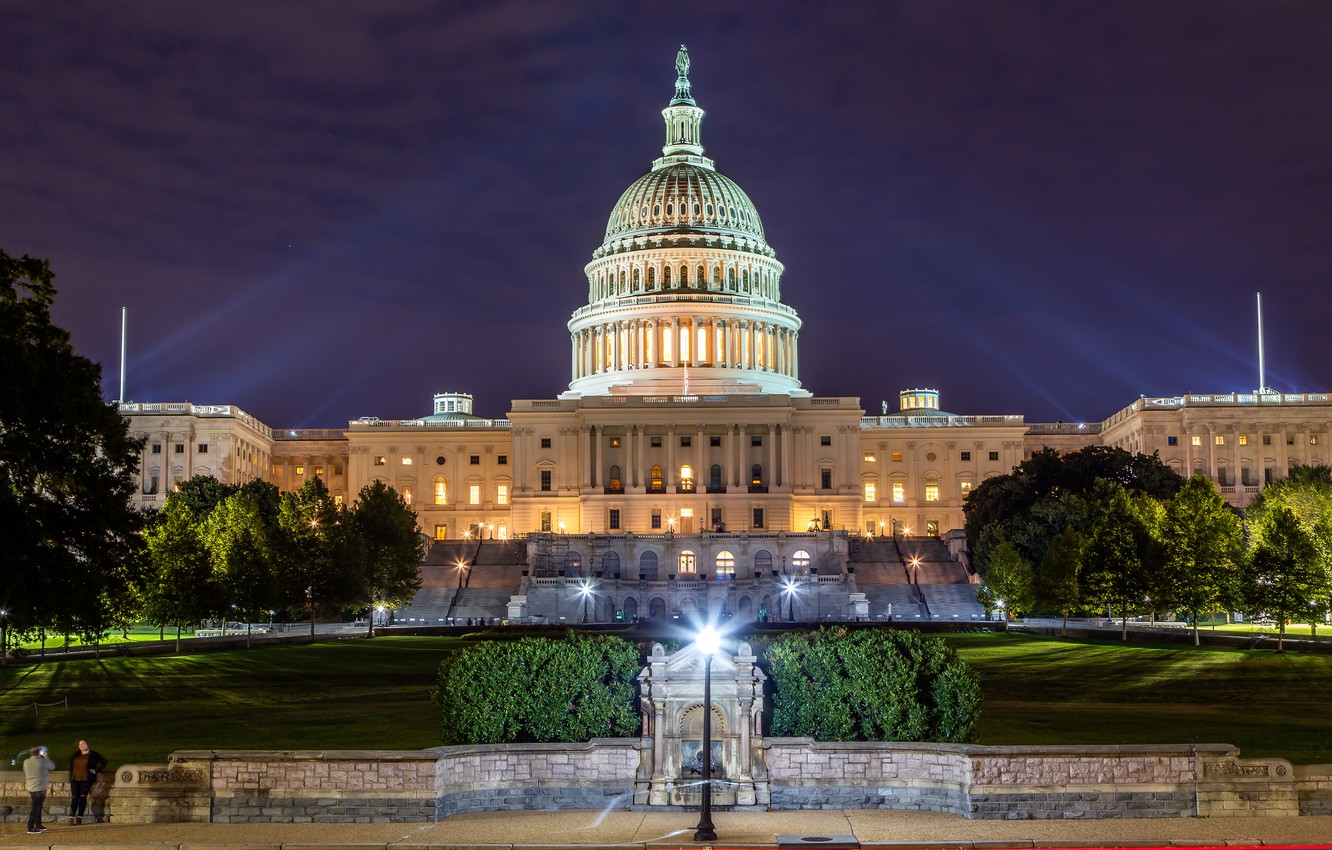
640 551 659 580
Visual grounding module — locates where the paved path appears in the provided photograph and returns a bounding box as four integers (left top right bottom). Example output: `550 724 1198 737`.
3 809 1332 848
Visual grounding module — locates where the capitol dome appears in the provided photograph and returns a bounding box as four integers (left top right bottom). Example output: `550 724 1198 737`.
565 46 806 399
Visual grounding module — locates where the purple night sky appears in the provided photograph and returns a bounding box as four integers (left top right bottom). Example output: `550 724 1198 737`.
4 2 1331 427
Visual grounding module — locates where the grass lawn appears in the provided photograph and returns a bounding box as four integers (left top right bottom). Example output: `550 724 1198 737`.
2 631 1330 768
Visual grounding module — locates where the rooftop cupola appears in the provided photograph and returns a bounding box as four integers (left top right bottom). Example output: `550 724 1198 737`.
658 45 710 167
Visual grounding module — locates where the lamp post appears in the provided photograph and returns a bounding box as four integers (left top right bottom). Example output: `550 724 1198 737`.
780 575 799 621
578 577 595 623
693 625 720 842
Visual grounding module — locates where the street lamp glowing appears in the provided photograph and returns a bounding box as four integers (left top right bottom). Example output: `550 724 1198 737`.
779 575 800 621
577 577 596 623
692 623 721 842
695 624 720 656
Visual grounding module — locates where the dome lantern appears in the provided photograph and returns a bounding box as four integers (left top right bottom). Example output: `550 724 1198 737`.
661 45 706 162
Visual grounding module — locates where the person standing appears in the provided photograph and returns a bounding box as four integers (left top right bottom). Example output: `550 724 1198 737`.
68 739 107 825
21 745 55 834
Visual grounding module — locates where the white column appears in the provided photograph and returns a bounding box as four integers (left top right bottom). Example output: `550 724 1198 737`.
781 423 791 488
768 424 777 486
581 426 591 489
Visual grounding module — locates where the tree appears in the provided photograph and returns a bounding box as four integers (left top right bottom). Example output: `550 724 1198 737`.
347 480 424 636
1160 475 1243 644
975 541 1034 618
143 497 216 650
1036 527 1083 635
0 249 144 653
1244 505 1325 651
277 477 351 635
203 492 278 646
173 474 237 517
1080 483 1159 639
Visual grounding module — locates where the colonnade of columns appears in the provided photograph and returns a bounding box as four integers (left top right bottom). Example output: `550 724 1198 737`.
571 317 798 381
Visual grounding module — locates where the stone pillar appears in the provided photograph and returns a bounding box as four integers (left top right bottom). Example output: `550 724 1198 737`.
666 425 677 489
581 426 592 490
768 424 777 487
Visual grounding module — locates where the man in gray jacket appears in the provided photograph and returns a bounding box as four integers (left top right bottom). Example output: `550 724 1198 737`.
22 745 55 834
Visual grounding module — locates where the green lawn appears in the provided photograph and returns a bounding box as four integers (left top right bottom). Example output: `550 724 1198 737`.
2 631 1330 768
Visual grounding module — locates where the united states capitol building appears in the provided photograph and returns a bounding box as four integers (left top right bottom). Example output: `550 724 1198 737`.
119 50 1332 624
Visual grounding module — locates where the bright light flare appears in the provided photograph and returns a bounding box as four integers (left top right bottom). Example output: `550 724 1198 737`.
694 624 721 656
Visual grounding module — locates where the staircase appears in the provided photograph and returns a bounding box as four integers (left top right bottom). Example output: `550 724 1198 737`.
401 539 528 625
848 535 984 621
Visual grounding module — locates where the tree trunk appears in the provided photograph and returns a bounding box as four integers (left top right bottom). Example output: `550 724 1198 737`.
367 610 375 639
1121 605 1128 641
1192 609 1200 646
1278 620 1286 652
175 623 181 654
246 622 252 649
1061 614 1067 637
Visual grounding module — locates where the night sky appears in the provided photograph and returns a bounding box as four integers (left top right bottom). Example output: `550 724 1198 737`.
5 2 1331 428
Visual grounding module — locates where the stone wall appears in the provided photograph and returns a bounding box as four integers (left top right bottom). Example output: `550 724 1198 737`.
7 741 1329 824
765 739 1329 820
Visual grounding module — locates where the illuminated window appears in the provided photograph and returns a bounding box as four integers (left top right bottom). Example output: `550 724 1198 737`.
296 466 305 476
434 524 447 540
892 482 905 503
497 484 509 505
497 524 508 540
434 479 447 505
469 485 480 505
1287 434 1295 445
334 494 343 506
1313 436 1320 445
401 485 413 505
1192 435 1203 446
650 464 663 490
608 464 622 490
961 481 973 497
1215 435 1225 446
864 453 876 462
715 550 735 576
678 551 697 573
752 464 764 485
864 482 876 502
792 549 811 568
402 457 413 465
680 464 694 483
315 466 324 477
1238 435 1248 446
925 472 940 502
891 451 903 462
374 455 386 466
610 438 621 448
540 511 552 532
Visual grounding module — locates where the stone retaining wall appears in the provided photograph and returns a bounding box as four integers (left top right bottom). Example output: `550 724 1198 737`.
5 741 1329 824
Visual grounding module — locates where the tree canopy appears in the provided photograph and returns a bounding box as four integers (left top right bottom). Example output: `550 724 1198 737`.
0 249 144 649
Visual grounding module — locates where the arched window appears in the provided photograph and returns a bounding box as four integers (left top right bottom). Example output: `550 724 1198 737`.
713 266 722 287
602 551 620 575
679 464 694 492
609 464 622 491
650 464 663 492
696 265 704 285
639 551 659 580
751 464 764 485
792 549 811 569
433 477 447 505
743 269 749 288
715 550 735 577
663 266 671 287
401 485 413 505
754 550 773 574
647 267 655 288
924 471 941 502
678 550 697 574
564 551 583 573
632 267 640 289
680 265 688 285
728 268 736 288
710 464 722 490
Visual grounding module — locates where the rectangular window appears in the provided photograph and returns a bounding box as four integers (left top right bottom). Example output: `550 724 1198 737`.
820 435 831 446
295 466 305 476
540 511 552 533
960 451 971 461
174 444 184 453
751 436 763 447
151 444 161 454
1265 467 1274 483
334 465 343 476
820 468 832 489
541 437 552 449
891 451 903 462
892 481 905 502
497 524 508 540
925 483 940 502
752 508 765 529
1215 435 1225 446
1287 434 1296 445
435 481 447 504
1192 435 1202 446
434 524 447 541
315 466 324 476
1241 467 1253 486
1167 436 1178 446
498 455 508 464
609 509 621 530
147 474 159 494
1263 435 1272 445
610 438 621 448
198 443 209 454
470 455 480 465
1217 468 1229 486
374 455 386 466
651 509 662 529
710 436 721 447
540 470 552 491
680 436 691 447
497 484 509 505
1239 435 1248 446
960 481 973 497
864 482 876 502
651 436 662 447
401 456 413 465
864 453 876 462
468 485 480 505
334 494 343 506
988 451 999 461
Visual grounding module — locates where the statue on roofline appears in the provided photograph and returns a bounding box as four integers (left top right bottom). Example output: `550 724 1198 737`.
676 44 690 79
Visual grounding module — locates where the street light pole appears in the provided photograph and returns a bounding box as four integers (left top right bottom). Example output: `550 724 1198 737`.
693 625 719 842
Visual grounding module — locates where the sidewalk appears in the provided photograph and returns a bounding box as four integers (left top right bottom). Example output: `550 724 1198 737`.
3 809 1332 848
